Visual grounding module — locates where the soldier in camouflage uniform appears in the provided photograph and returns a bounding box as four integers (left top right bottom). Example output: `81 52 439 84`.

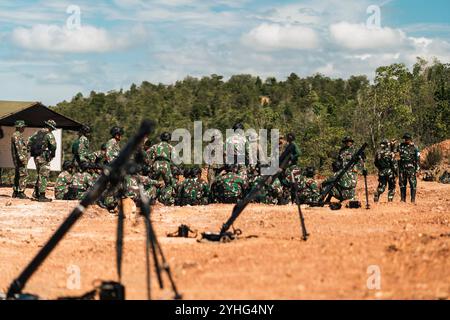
158 165 183 206
212 165 247 203
398 133 420 203
374 139 398 202
28 120 57 202
67 164 94 200
11 120 29 199
105 126 123 164
55 161 74 200
332 136 361 201
177 166 210 206
286 133 301 166
125 174 161 204
321 159 356 202
225 123 249 180
92 143 107 167
294 167 320 205
72 125 92 170
206 136 225 187
150 132 174 187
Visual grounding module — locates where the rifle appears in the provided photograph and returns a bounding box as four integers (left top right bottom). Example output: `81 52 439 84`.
316 143 368 206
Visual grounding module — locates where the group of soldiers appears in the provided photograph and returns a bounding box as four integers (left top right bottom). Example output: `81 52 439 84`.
10 119 421 208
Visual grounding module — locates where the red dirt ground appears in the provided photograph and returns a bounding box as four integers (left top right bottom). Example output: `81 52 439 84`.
0 176 449 300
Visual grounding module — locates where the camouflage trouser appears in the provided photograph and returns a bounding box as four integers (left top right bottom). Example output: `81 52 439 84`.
399 170 417 191
34 158 50 195
67 187 87 200
158 185 175 206
54 189 67 200
376 175 396 200
13 164 28 193
153 160 173 186
330 187 355 202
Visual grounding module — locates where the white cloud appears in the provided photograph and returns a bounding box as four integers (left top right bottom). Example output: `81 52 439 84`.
242 23 320 51
330 22 406 50
11 24 134 53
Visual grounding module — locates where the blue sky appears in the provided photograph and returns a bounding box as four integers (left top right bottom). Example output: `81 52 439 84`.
0 0 449 105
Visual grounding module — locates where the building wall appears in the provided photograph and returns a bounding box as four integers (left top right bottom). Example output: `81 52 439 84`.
0 127 62 171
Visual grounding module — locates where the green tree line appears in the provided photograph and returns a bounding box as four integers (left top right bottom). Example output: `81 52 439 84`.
53 58 450 172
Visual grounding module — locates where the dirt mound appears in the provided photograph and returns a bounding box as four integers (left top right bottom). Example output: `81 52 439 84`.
420 139 450 166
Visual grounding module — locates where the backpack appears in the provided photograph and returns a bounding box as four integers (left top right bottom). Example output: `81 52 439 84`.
30 131 47 157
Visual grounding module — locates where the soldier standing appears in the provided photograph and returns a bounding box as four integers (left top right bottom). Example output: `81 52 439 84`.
374 139 398 202
286 133 301 166
28 120 57 202
398 133 420 203
335 136 361 201
11 120 29 199
105 126 123 164
72 125 92 170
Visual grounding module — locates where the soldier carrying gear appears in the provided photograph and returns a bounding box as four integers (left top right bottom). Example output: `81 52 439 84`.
335 135 361 201
398 133 420 203
374 138 398 202
11 120 29 199
28 119 57 202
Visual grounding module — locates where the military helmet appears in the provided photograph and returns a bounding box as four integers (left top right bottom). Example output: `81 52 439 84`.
45 119 57 130
101 143 107 151
232 122 244 130
160 132 171 142
287 132 295 142
15 120 26 128
342 136 354 143
304 166 315 178
380 139 389 146
403 133 412 140
80 125 91 135
110 126 124 137
62 160 73 171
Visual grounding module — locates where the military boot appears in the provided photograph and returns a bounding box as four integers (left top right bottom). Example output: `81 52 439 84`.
411 189 416 203
373 193 379 203
400 188 406 202
17 192 30 200
37 193 52 202
12 191 18 198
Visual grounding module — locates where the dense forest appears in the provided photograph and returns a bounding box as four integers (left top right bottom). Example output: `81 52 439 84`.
54 58 450 172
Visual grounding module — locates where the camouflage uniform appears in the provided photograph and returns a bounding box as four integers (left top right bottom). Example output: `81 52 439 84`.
321 171 355 202
284 167 320 204
28 123 57 198
72 134 92 168
212 171 247 203
225 131 249 179
150 141 174 186
177 177 210 206
398 140 420 202
374 142 398 202
105 138 121 164
67 171 93 200
55 171 72 200
335 144 360 201
11 121 29 196
125 175 160 204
